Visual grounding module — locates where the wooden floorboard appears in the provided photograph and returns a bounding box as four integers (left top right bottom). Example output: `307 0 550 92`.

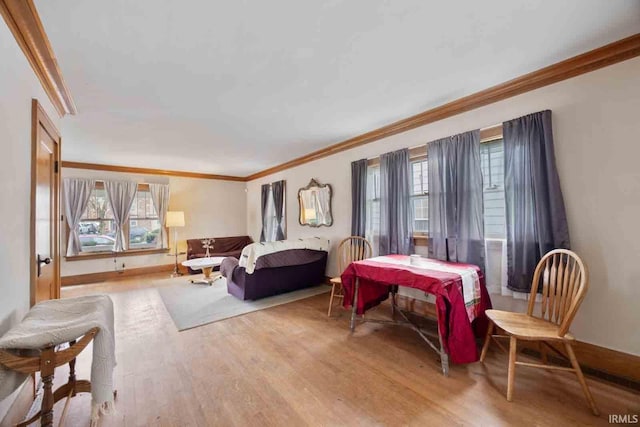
48 274 640 426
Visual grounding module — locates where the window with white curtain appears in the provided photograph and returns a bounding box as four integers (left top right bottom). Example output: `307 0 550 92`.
128 188 161 250
262 187 286 242
76 182 164 253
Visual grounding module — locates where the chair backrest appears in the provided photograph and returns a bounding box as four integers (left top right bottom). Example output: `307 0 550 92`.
527 249 589 337
336 236 372 274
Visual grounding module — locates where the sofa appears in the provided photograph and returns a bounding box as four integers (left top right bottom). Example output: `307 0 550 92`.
186 235 253 274
220 238 329 300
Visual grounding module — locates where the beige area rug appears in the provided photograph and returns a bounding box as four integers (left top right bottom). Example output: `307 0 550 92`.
158 276 330 331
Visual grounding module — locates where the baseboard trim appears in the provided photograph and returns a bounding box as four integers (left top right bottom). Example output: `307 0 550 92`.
61 264 179 286
395 295 640 388
0 376 34 427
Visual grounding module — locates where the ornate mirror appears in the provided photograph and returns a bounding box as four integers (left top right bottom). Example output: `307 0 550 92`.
298 179 333 227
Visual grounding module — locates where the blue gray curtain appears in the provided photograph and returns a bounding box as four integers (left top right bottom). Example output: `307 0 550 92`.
259 184 270 243
379 149 414 255
272 180 286 240
427 130 485 270
504 110 570 292
351 159 368 237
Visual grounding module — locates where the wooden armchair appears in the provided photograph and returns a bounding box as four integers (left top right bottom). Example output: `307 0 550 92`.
0 328 104 426
327 236 372 316
480 249 598 415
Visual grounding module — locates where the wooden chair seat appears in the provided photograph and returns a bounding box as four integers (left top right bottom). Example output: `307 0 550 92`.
329 277 341 285
486 309 575 341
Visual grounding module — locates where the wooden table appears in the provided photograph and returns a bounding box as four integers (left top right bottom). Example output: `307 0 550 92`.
341 255 492 375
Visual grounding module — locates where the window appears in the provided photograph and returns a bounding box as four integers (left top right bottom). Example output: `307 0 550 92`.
75 183 163 254
365 159 427 248
480 139 507 238
411 159 428 234
262 185 286 242
365 165 381 253
78 187 116 253
128 188 161 250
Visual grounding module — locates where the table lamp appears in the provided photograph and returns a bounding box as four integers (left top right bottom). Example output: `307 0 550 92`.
166 211 185 277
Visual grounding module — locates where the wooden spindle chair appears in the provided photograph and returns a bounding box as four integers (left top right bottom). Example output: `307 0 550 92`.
479 249 598 415
327 236 372 316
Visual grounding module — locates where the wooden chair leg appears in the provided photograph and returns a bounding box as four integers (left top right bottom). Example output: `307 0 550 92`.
537 341 548 365
327 283 336 317
564 342 599 416
480 321 494 362
507 336 517 401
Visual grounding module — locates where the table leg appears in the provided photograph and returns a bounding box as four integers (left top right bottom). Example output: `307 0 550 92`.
437 323 449 376
349 279 360 332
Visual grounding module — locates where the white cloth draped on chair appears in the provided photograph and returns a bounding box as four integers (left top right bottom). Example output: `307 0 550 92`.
149 183 170 248
63 178 96 256
104 180 138 252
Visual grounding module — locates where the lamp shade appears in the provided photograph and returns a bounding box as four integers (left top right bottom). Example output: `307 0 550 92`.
166 211 185 227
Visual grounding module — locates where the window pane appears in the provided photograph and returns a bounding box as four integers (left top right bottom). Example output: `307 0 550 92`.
129 219 161 249
78 220 115 253
481 139 506 238
412 195 429 233
82 188 113 220
411 160 428 195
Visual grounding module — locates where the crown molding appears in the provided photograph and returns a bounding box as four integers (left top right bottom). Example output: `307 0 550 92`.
0 0 76 116
246 33 640 181
61 161 247 182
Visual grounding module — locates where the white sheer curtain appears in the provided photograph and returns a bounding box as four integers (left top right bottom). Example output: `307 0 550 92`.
263 190 278 242
63 178 95 256
104 181 138 252
149 183 170 248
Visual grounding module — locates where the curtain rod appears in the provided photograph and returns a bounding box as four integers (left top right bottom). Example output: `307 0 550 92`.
365 123 502 162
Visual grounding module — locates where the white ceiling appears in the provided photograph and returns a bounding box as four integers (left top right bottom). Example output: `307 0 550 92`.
37 0 640 177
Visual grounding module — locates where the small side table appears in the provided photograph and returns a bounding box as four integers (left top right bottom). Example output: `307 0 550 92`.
181 257 225 285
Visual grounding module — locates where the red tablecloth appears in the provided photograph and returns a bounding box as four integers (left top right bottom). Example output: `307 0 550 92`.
341 255 492 364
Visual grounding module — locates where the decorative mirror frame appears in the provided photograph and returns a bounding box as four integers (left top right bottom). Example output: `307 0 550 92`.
298 178 333 227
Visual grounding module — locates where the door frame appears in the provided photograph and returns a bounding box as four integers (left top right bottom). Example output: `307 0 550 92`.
30 99 61 306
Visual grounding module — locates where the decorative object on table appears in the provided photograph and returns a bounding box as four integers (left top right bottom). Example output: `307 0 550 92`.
328 236 372 317
186 236 253 274
181 256 225 285
201 238 215 258
166 211 186 277
221 237 329 300
0 295 116 427
480 249 598 415
298 178 333 227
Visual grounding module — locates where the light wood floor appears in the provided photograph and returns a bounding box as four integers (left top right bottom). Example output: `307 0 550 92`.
48 273 638 426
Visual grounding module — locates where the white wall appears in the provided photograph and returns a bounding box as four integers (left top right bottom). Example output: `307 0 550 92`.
60 168 247 276
0 22 61 418
247 57 640 356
